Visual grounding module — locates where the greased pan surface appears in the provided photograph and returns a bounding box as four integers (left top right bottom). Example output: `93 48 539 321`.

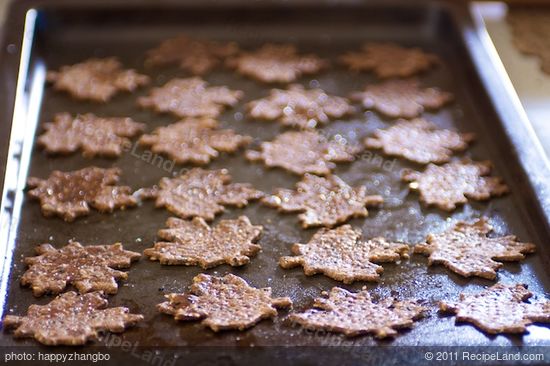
0 0 549 361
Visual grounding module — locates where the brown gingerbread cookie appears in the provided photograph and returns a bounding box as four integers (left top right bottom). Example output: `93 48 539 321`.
3 292 143 345
364 118 475 164
139 118 251 165
440 283 550 334
289 287 425 338
246 130 362 176
137 77 243 118
339 42 439 78
27 167 138 221
246 85 354 129
47 57 149 102
146 168 263 220
145 35 239 75
280 225 409 283
21 241 140 297
263 174 383 228
144 216 262 268
402 160 509 211
351 79 453 119
158 273 292 331
414 218 535 280
37 113 146 158
226 44 328 83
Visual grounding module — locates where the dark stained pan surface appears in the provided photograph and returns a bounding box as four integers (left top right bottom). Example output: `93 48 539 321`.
0 1 549 363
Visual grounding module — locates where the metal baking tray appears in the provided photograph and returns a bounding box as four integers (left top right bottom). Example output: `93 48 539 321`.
1 0 549 364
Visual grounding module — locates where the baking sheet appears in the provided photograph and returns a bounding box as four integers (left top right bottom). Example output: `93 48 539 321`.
0 0 549 364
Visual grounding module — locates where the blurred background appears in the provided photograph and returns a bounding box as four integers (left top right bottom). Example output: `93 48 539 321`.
0 0 6 25
474 2 550 159
0 0 548 157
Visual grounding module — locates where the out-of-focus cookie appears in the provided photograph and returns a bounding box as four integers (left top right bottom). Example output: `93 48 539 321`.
139 118 251 165
351 79 453 119
508 8 550 74
340 42 439 78
402 160 508 211
246 131 361 176
247 85 354 129
37 113 145 158
158 274 292 331
364 118 475 164
145 35 239 75
137 77 243 118
227 44 328 83
47 57 149 102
